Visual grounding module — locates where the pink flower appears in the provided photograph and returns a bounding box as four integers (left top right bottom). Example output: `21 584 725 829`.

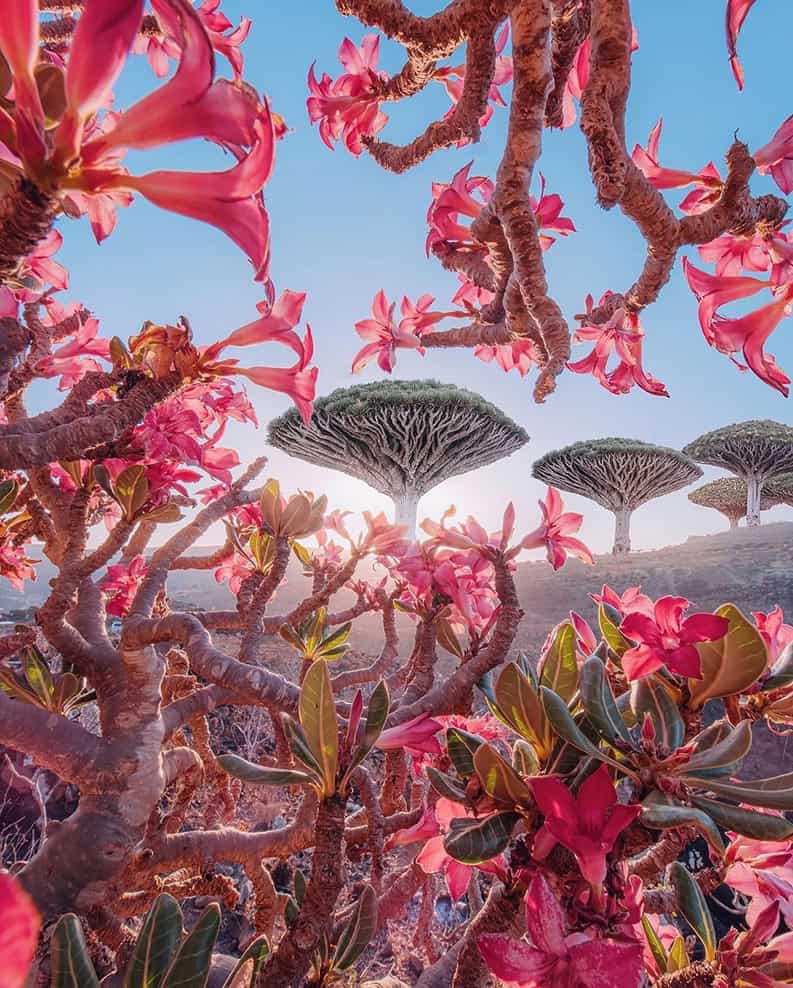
590 584 654 619
632 120 723 212
620 596 730 681
307 35 388 155
377 712 442 757
754 113 793 195
683 257 792 396
0 872 41 988
568 295 668 397
726 0 759 89
351 291 456 375
436 713 509 743
559 28 639 130
214 551 254 595
102 555 148 617
531 174 576 250
426 162 493 255
521 488 593 571
570 611 598 657
0 543 39 592
699 234 770 277
724 831 793 927
386 803 440 850
357 511 409 556
531 766 641 889
753 606 793 668
35 314 111 389
478 873 644 988
417 798 505 900
475 339 537 377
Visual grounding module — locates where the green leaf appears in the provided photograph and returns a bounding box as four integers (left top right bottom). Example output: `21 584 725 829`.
598 603 632 658
0 666 37 704
292 540 313 570
682 719 752 776
52 672 84 713
217 754 316 788
319 622 352 653
0 478 17 514
690 796 793 841
426 767 469 803
23 646 54 707
161 903 220 988
294 868 307 906
681 774 793 811
299 660 338 796
51 914 100 988
141 503 183 524
279 624 305 652
221 937 269 988
639 797 724 856
124 893 182 988
92 464 116 500
641 916 668 976
343 681 390 787
115 465 149 521
495 662 548 754
304 607 327 655
579 657 633 747
689 604 767 710
539 621 579 703
443 811 520 865
283 896 299 926
472 743 533 806
436 616 465 659
512 740 539 777
333 884 377 971
283 715 325 778
630 676 685 752
540 687 635 778
667 937 688 973
446 727 483 778
669 862 717 962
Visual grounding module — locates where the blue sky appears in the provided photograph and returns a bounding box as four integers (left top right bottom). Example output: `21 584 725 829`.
52 0 793 553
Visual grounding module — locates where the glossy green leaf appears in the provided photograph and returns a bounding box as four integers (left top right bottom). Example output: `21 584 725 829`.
667 936 688 973
641 916 668 975
92 464 116 500
446 727 484 778
161 903 220 988
319 622 352 653
443 811 520 864
539 622 579 703
51 914 100 988
579 657 633 747
764 642 793 690
640 797 724 856
681 774 793 811
669 862 717 961
436 616 465 659
23 646 54 707
689 604 767 710
217 755 316 788
682 719 752 776
283 715 325 778
294 868 307 906
115 465 149 520
630 676 685 752
344 681 390 786
472 743 533 806
279 623 306 651
426 766 469 803
690 796 793 841
540 687 634 778
221 936 269 988
283 896 299 926
0 667 36 704
124 894 182 988
598 603 632 658
495 662 547 753
304 608 327 655
512 740 540 777
0 478 17 514
292 540 313 570
299 659 338 796
333 885 377 971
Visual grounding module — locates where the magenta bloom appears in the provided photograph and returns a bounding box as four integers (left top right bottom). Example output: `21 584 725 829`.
377 712 443 757
478 873 644 988
753 606 793 668
521 488 593 571
103 555 148 617
754 112 793 195
531 766 640 887
0 873 41 988
620 595 730 681
726 0 760 90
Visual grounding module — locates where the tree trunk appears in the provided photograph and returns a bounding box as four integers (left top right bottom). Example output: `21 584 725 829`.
746 473 763 527
393 491 420 538
612 507 632 554
728 514 739 529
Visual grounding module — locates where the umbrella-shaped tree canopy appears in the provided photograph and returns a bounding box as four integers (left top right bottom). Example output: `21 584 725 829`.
688 477 785 529
532 438 701 554
268 380 529 535
684 421 793 527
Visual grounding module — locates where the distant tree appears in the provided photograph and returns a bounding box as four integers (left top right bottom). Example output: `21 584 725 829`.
268 380 528 535
684 421 793 527
764 472 793 509
688 477 785 529
532 439 701 554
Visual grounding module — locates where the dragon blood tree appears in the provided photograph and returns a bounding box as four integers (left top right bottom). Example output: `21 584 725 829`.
267 380 528 535
688 476 785 529
532 439 701 554
764 472 793 508
685 420 793 527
